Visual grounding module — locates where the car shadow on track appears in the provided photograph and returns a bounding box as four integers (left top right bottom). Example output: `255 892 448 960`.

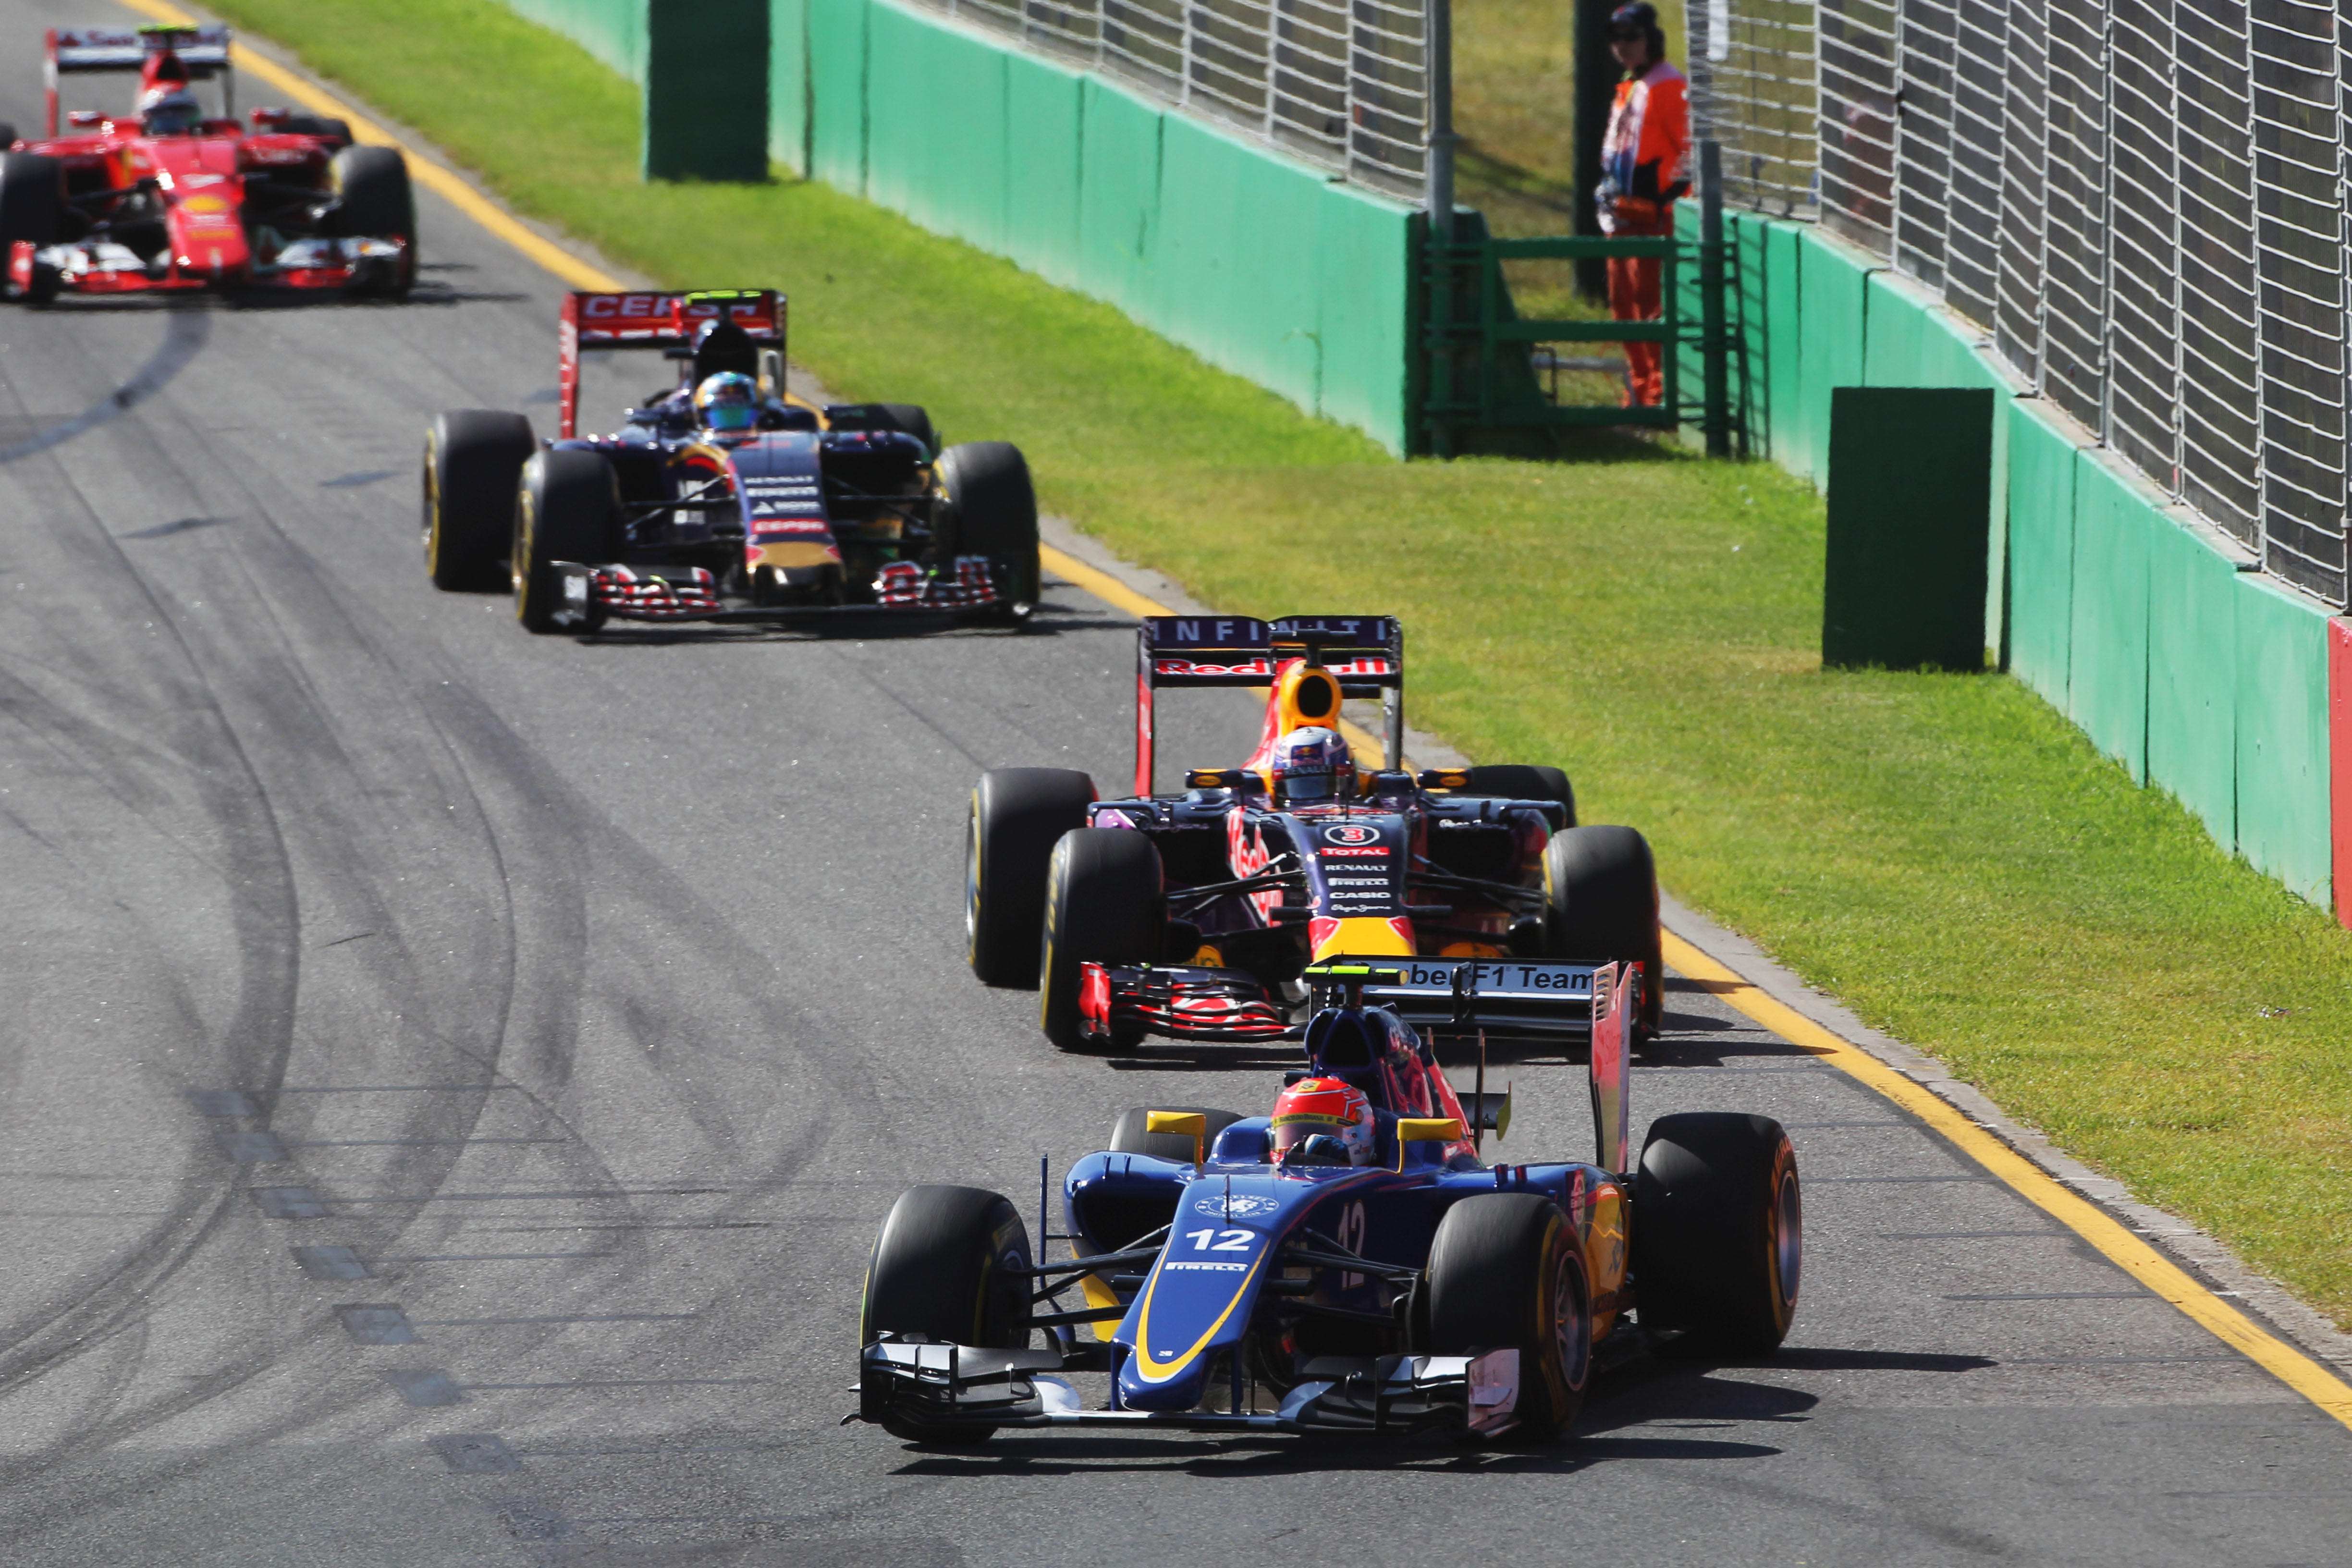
888 1344 1990 1476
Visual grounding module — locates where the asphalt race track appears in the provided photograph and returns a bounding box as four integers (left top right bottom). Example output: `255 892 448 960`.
1 4 2347 1563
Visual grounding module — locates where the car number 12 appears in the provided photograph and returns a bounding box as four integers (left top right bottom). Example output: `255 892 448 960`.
1184 1227 1252 1252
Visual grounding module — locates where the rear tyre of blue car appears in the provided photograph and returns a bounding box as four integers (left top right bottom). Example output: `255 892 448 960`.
1541 824 1663 1037
1039 828 1163 1052
424 410 535 591
967 768 1096 988
514 449 618 635
860 1184 1033 1446
1631 1112 1801 1355
1424 1193 1592 1442
939 441 1040 622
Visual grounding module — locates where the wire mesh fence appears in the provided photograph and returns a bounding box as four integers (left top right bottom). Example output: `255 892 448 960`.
918 0 1430 195
1702 0 2352 604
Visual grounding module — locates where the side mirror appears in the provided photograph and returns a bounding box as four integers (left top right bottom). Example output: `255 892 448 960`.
1184 767 1250 790
1396 1117 1464 1143
1145 1110 1208 1166
1418 768 1471 791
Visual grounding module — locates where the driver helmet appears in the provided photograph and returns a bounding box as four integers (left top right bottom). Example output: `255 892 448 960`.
692 371 758 436
1271 1077 1376 1166
1270 725 1354 804
137 87 203 136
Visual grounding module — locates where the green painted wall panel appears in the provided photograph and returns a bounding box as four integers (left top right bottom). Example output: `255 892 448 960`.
770 0 808 174
2147 521 2240 847
2236 575 2334 904
1762 220 1805 476
1076 78 1162 318
2069 454 2154 782
1796 228 1868 486
506 0 645 81
1316 184 1411 450
1155 117 1323 409
1860 271 1930 389
926 24 1008 255
860 2 925 220
807 0 868 195
1004 52 1083 289
643 0 768 182
1729 212 1771 460
2006 401 2077 708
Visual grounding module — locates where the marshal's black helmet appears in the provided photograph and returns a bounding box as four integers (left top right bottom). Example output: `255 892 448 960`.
1609 1 1668 60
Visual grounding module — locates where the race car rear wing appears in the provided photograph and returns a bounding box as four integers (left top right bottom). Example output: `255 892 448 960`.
556 289 787 438
47 25 232 136
1135 615 1403 795
1306 956 1639 1171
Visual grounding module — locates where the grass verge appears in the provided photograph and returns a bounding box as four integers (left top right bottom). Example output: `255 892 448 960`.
197 0 2352 1328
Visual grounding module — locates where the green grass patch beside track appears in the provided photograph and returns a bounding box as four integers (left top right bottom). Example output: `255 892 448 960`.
208 0 2352 1327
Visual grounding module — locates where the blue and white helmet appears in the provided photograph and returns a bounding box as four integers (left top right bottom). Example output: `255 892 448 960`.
1270 725 1353 804
693 371 758 435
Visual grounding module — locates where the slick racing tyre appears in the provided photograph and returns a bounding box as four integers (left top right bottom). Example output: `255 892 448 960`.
1460 764 1577 827
329 145 416 295
1109 1105 1246 1164
0 151 63 305
513 448 619 635
1631 1113 1802 1355
423 410 535 592
939 441 1040 622
1039 828 1164 1053
860 1185 1033 1446
1542 824 1663 1038
1424 1193 1592 1442
967 767 1096 988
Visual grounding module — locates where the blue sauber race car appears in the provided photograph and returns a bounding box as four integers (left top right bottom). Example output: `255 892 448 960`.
853 962 1801 1443
964 615 1663 1051
421 289 1038 633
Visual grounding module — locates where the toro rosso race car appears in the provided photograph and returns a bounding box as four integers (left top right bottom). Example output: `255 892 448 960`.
854 960 1802 1442
0 25 414 300
964 615 1663 1050
422 289 1040 632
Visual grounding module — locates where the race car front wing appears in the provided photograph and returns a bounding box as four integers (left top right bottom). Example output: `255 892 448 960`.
1075 961 1294 1043
544 555 1019 626
853 1336 1527 1437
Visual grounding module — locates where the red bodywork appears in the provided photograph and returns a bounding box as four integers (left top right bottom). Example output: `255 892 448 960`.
11 25 406 296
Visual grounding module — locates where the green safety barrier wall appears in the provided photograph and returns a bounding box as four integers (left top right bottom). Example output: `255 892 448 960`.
771 0 1415 451
1726 213 2341 910
504 0 647 82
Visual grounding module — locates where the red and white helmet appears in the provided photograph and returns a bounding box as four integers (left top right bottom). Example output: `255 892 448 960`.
1271 1077 1376 1166
1269 725 1353 804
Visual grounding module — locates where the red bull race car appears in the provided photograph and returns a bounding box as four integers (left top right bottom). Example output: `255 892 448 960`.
0 25 414 301
421 289 1040 631
854 961 1802 1442
963 615 1663 1050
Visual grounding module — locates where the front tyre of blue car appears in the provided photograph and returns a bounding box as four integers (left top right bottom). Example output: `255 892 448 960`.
1424 1192 1592 1443
859 1184 1034 1446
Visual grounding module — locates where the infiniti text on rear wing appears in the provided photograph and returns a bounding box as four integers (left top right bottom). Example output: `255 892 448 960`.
1135 615 1403 794
556 289 786 438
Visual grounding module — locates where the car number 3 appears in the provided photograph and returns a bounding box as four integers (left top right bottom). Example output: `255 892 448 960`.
1184 1227 1253 1252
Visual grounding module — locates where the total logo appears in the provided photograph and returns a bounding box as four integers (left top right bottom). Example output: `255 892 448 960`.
1194 1194 1279 1218
1323 824 1380 846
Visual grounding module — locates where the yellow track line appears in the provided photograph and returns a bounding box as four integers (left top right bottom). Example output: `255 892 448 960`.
1663 929 2352 1433
119 0 625 292
124 0 2352 1433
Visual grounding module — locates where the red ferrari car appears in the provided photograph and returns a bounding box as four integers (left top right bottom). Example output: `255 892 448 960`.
0 24 414 301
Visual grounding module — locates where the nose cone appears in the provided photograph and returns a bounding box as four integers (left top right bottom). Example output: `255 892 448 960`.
1114 1178 1282 1411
